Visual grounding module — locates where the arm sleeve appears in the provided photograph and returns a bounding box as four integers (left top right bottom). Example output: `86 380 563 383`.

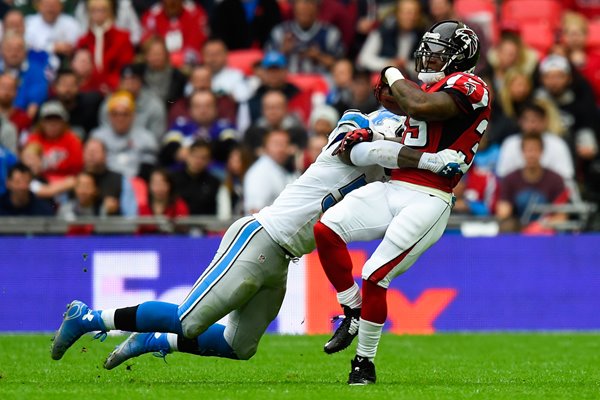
350 140 403 169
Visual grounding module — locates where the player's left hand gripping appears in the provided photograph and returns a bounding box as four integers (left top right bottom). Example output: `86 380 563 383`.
436 149 468 177
332 128 374 156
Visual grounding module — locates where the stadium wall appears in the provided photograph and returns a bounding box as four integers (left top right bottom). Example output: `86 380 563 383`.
1 235 599 333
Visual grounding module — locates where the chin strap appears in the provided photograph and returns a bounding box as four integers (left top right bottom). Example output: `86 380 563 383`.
418 71 446 84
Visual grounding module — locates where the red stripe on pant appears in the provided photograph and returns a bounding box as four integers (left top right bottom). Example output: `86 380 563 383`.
366 243 415 284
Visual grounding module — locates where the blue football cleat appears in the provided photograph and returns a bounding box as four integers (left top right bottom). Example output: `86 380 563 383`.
51 300 106 360
104 332 171 370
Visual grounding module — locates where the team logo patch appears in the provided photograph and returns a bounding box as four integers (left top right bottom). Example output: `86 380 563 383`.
258 254 266 263
464 81 476 96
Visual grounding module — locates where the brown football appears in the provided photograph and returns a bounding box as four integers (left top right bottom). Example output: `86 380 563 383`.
377 85 404 115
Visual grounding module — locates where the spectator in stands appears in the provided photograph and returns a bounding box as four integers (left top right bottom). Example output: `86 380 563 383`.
535 54 598 165
19 142 69 200
246 51 305 123
91 91 158 178
497 101 576 197
99 63 167 142
555 12 600 105
322 0 377 60
138 167 189 234
74 0 142 46
161 89 238 169
332 68 379 114
296 133 327 173
70 48 98 92
211 0 281 50
52 68 103 140
140 0 209 67
75 0 135 93
0 73 32 141
169 64 238 125
496 134 570 233
83 138 137 216
172 139 221 215
244 89 307 156
266 0 344 74
216 143 248 220
0 142 17 195
489 69 535 145
0 32 50 118
201 38 251 103
0 163 55 215
1 9 26 39
308 104 339 138
24 0 82 57
26 100 84 182
139 36 186 107
57 171 103 218
487 30 538 92
326 59 354 113
357 0 425 79
243 129 295 213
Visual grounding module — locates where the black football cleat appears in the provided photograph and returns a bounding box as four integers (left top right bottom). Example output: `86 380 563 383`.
347 355 376 385
324 306 360 354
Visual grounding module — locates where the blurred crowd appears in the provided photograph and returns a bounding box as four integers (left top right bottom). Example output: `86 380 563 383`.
0 0 599 234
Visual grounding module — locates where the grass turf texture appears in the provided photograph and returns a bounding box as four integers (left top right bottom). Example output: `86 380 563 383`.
0 334 599 399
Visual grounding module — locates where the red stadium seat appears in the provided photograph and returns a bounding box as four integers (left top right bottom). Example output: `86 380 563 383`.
227 49 264 76
454 0 496 15
454 0 499 43
287 74 330 94
587 20 600 50
520 22 556 57
286 74 330 125
501 0 562 30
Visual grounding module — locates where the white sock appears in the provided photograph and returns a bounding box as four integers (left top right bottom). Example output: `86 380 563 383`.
337 282 362 310
100 309 116 330
350 140 403 169
166 333 178 352
356 318 384 361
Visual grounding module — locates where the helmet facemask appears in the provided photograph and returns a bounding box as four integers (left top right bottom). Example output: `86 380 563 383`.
414 24 480 84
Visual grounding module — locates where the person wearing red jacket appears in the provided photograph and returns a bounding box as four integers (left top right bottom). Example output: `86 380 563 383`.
141 0 208 67
76 0 135 93
26 101 83 182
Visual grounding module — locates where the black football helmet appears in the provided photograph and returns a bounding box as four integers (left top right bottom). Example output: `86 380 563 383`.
414 20 480 76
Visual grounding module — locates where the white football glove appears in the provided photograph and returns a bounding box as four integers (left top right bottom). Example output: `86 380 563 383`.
419 149 468 177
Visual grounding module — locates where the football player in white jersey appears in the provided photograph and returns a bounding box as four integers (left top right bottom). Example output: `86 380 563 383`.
50 108 466 370
313 20 490 385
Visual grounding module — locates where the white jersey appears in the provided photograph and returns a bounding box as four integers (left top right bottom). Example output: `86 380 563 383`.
255 109 404 257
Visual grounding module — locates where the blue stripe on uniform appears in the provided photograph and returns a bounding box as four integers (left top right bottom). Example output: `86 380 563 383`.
339 111 370 128
177 219 262 320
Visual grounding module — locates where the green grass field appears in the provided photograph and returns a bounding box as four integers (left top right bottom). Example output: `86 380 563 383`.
0 333 599 399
